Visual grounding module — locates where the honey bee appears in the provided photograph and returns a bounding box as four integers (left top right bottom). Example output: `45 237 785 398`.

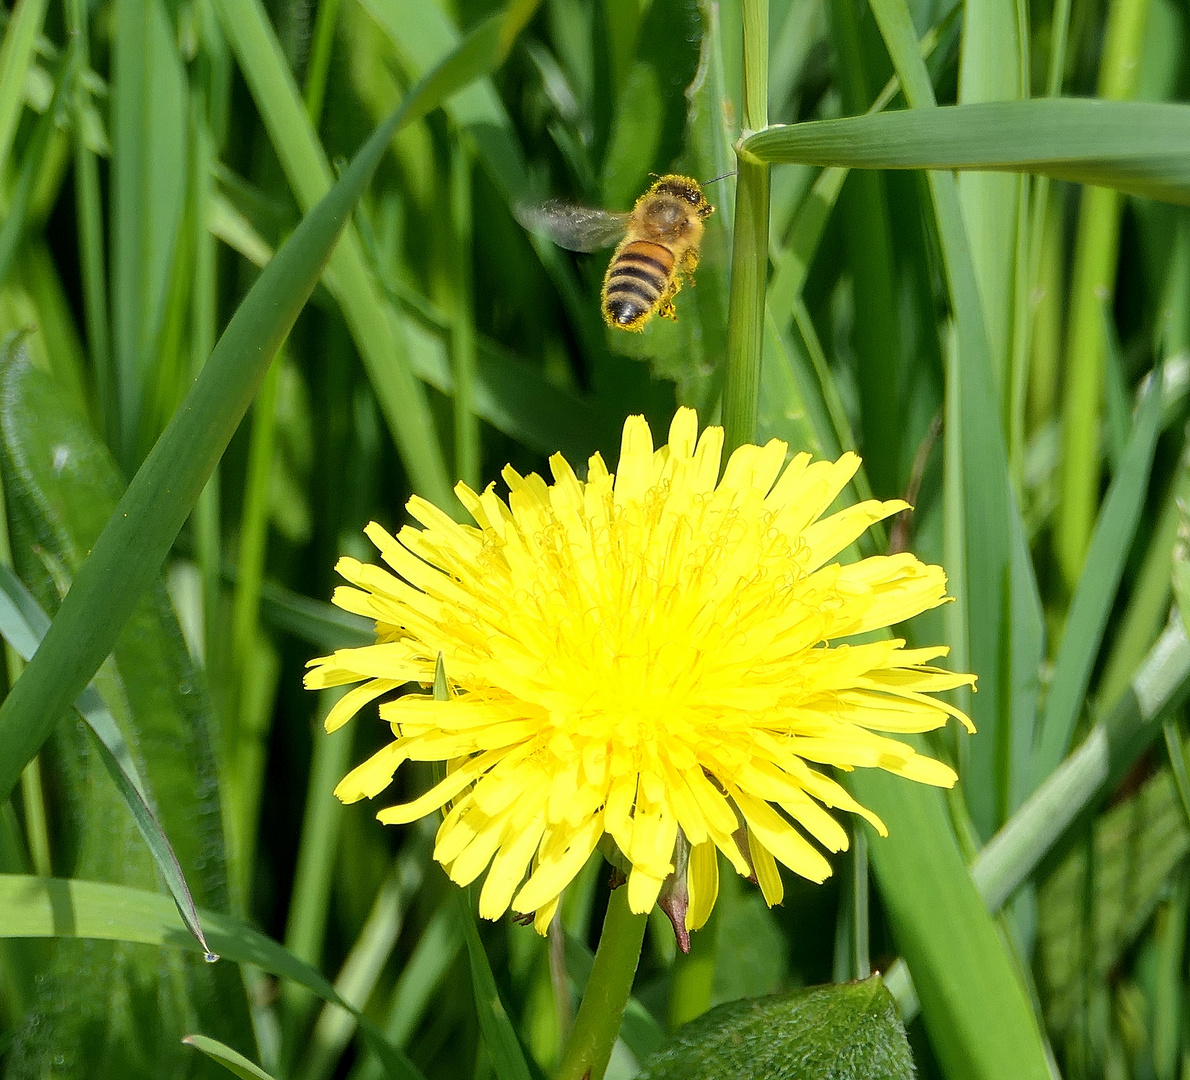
519 175 715 332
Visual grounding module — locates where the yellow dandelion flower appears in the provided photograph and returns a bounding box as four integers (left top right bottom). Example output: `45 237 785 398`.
306 408 974 937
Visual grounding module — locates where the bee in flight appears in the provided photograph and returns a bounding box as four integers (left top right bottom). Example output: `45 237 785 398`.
520 175 715 332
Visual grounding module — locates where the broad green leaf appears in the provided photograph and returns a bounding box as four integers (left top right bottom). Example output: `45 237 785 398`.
0 14 517 805
740 99 1190 206
635 976 913 1080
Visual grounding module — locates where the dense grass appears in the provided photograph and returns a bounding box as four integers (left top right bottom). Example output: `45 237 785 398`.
0 0 1189 1078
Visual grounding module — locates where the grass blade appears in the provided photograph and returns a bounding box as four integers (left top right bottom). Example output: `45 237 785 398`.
183 1035 278 1080
1032 372 1164 782
457 893 535 1080
741 99 1190 205
0 0 49 177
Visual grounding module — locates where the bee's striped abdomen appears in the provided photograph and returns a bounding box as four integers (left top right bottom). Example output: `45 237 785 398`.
602 240 675 331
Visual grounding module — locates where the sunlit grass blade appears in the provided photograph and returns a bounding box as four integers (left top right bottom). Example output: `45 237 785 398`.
767 8 955 329
861 0 1018 842
1162 719 1190 827
1032 372 1163 783
759 305 829 462
721 0 769 454
278 689 354 1055
1099 444 1188 707
0 14 526 804
183 1034 278 1080
741 100 1190 206
0 0 48 176
955 0 1027 417
1055 0 1153 591
0 39 77 285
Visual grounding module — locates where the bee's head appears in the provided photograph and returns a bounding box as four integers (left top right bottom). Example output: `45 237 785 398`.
648 175 713 218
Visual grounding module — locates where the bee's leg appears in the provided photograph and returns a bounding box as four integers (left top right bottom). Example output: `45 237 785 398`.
658 273 682 320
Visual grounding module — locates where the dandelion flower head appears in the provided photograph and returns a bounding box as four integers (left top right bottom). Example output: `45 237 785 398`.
306 409 974 936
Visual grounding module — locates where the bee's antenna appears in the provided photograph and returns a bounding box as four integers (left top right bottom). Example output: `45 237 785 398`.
702 171 737 186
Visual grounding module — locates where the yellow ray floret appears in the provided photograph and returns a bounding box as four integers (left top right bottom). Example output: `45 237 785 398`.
305 408 975 934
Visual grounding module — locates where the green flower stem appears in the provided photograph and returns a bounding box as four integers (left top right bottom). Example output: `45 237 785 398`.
554 887 648 1080
722 158 770 456
722 0 769 456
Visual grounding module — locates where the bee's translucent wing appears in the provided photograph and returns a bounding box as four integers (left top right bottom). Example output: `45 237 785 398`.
515 201 629 253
